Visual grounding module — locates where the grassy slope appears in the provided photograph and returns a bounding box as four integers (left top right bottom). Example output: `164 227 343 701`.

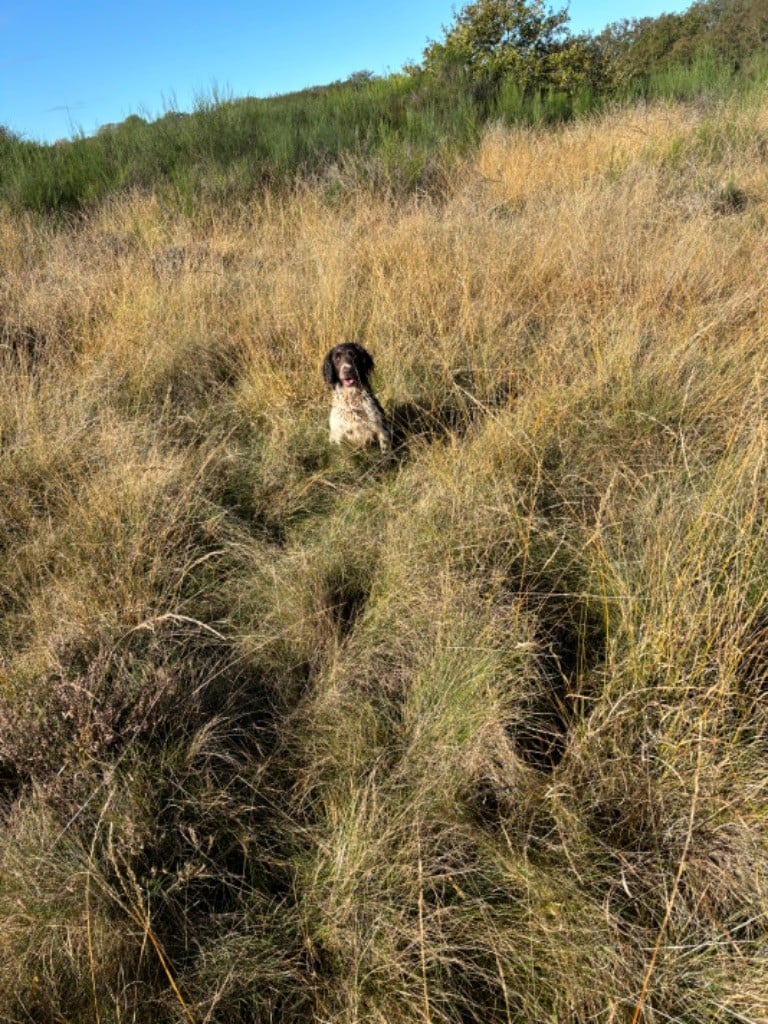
0 88 767 1022
2 52 754 217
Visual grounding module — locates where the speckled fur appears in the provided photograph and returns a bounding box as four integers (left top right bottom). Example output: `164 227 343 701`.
322 343 391 453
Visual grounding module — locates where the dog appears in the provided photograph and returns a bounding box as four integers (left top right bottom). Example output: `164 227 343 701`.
322 342 391 453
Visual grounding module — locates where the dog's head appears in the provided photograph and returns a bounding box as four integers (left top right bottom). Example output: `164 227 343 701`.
322 342 374 390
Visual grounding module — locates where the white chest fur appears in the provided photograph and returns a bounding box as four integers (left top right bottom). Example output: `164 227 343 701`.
329 386 390 451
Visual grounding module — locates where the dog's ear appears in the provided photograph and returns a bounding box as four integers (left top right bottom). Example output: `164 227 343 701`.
322 350 337 386
351 343 374 378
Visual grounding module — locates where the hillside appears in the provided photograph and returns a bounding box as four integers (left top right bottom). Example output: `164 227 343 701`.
4 0 768 217
1 64 768 1024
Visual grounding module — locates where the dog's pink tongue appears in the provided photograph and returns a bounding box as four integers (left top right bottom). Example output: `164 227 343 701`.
343 378 355 387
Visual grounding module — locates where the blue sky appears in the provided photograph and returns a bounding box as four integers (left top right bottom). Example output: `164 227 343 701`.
2 1 690 144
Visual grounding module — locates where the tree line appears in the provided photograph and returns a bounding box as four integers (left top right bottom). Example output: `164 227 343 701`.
412 0 768 95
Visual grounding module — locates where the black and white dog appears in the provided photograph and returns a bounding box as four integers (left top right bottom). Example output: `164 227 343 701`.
322 343 391 453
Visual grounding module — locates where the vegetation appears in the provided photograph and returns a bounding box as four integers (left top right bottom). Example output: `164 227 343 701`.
420 0 572 88
0 78 465 213
1 1 768 1022
596 0 768 83
3 0 768 217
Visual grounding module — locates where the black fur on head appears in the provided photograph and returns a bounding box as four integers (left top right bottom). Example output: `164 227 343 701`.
322 342 375 388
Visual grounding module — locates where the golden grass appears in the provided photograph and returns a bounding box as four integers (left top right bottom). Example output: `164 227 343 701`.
1 87 768 1021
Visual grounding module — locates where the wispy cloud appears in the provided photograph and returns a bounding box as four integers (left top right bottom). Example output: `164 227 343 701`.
46 102 88 114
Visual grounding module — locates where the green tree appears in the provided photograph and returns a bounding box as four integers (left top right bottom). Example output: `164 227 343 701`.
709 0 768 61
548 34 617 94
420 0 570 92
594 0 768 85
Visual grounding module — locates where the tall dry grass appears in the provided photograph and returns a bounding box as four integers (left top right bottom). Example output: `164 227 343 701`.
0 89 767 1022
